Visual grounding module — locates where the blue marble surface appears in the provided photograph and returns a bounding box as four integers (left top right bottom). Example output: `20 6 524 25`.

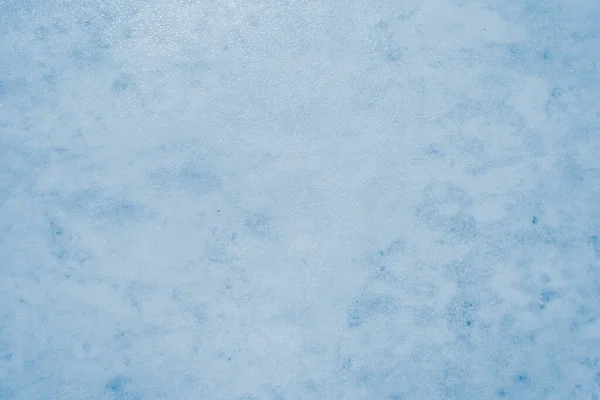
1 0 599 398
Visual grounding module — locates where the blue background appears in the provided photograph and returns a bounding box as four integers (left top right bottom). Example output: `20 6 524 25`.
1 0 599 398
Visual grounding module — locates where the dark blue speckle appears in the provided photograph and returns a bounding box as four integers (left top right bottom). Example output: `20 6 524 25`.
348 310 362 328
112 75 136 92
342 358 352 370
541 50 551 60
0 387 13 399
587 236 600 257
540 290 558 303
50 221 63 236
105 376 130 393
348 294 395 328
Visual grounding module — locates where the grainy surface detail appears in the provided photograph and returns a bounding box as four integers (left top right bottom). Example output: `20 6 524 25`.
1 1 599 399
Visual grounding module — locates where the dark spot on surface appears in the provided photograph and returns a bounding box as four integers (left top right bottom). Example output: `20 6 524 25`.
448 299 476 323
34 26 50 41
507 42 524 58
0 387 13 399
43 69 57 86
540 290 558 303
384 47 403 62
498 388 507 396
244 213 271 236
114 331 129 344
50 221 63 236
112 75 136 92
348 311 362 328
577 306 591 318
348 294 396 328
105 376 130 393
549 86 561 101
342 358 352 370
532 216 537 224
379 265 386 272
447 214 477 241
425 145 442 156
579 357 599 368
516 373 529 383
541 49 551 60
587 236 600 256
373 239 405 262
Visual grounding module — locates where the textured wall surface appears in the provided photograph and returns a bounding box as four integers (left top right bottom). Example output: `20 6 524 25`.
1 0 599 399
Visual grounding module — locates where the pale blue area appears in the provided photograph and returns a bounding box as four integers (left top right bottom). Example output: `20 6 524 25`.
1 1 599 399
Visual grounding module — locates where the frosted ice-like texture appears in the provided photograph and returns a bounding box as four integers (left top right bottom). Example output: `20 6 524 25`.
1 0 599 399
